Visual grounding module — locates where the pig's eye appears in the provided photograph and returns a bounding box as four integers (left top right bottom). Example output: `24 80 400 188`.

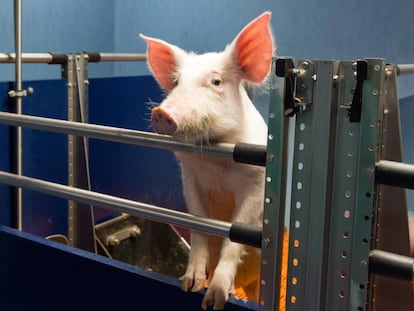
211 77 222 86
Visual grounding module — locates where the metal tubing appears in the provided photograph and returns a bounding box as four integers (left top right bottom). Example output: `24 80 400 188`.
0 53 53 63
369 249 414 281
0 53 146 64
395 64 414 76
0 111 244 161
0 170 233 239
13 0 23 231
98 53 146 62
376 160 414 189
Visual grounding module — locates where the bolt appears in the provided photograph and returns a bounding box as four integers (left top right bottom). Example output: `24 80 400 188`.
267 154 275 164
27 87 34 95
130 225 141 238
263 237 271 247
107 236 120 247
302 61 310 69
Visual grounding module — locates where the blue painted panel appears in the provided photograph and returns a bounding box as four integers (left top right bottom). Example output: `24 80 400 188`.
0 80 68 234
88 76 185 220
0 76 184 235
0 225 256 311
0 83 12 226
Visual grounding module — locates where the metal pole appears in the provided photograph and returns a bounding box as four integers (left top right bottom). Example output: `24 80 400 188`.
0 111 259 162
0 53 53 63
12 0 23 231
0 170 232 238
395 64 414 76
376 160 414 189
0 53 147 64
369 249 414 281
98 53 146 62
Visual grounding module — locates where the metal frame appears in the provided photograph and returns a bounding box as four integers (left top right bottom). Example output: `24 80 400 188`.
259 58 290 310
66 54 96 252
2 51 414 310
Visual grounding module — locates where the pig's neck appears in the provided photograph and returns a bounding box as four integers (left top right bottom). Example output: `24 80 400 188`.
224 88 267 145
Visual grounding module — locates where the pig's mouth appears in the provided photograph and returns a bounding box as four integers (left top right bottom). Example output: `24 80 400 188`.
151 107 221 146
174 123 216 146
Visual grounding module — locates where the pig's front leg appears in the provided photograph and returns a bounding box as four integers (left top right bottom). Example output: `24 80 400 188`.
181 231 209 292
179 163 210 292
201 239 243 310
202 179 263 310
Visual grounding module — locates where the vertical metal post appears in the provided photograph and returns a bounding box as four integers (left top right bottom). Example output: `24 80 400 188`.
66 54 96 253
259 58 290 311
286 60 338 311
11 0 23 231
324 61 360 311
348 59 386 310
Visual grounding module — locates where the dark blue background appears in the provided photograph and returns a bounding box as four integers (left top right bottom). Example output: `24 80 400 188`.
0 76 185 236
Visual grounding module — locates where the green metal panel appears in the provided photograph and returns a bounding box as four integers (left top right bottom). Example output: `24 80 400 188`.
259 57 290 311
350 59 386 310
286 60 338 310
324 61 361 310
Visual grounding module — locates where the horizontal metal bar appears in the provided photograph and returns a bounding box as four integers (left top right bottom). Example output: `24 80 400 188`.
0 112 266 166
0 52 147 64
0 170 262 248
0 52 53 63
369 249 414 281
0 111 235 158
98 53 146 62
0 170 232 237
375 160 414 189
395 64 414 76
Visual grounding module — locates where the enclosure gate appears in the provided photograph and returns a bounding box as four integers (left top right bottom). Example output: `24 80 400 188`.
265 58 414 311
1 55 414 311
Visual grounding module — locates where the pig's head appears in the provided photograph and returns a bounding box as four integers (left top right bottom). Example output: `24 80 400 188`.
140 12 274 144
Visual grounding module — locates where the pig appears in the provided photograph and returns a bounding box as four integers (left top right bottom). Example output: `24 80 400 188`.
140 12 274 310
409 211 414 256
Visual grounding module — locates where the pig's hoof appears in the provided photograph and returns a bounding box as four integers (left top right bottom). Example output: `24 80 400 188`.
201 284 228 310
180 272 206 292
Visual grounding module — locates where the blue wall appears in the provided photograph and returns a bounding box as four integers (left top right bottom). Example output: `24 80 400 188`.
0 1 413 212
0 0 114 81
1 1 414 96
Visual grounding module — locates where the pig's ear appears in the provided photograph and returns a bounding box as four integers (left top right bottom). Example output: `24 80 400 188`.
140 34 185 91
228 12 274 83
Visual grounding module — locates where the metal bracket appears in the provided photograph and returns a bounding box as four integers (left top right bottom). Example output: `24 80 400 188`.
8 87 34 98
275 57 299 117
106 225 141 247
295 60 315 106
349 60 368 122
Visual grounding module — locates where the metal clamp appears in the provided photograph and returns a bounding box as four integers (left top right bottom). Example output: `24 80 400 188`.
275 57 299 117
8 87 33 98
349 60 368 122
105 225 141 247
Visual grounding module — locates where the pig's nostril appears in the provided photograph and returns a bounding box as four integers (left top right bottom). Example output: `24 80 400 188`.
151 107 177 135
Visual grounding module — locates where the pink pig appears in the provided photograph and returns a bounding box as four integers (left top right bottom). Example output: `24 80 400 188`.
141 12 274 309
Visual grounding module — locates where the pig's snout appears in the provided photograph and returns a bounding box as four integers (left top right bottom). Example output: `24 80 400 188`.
151 107 178 135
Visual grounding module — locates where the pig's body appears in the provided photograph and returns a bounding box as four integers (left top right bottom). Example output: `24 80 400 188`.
141 12 274 309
